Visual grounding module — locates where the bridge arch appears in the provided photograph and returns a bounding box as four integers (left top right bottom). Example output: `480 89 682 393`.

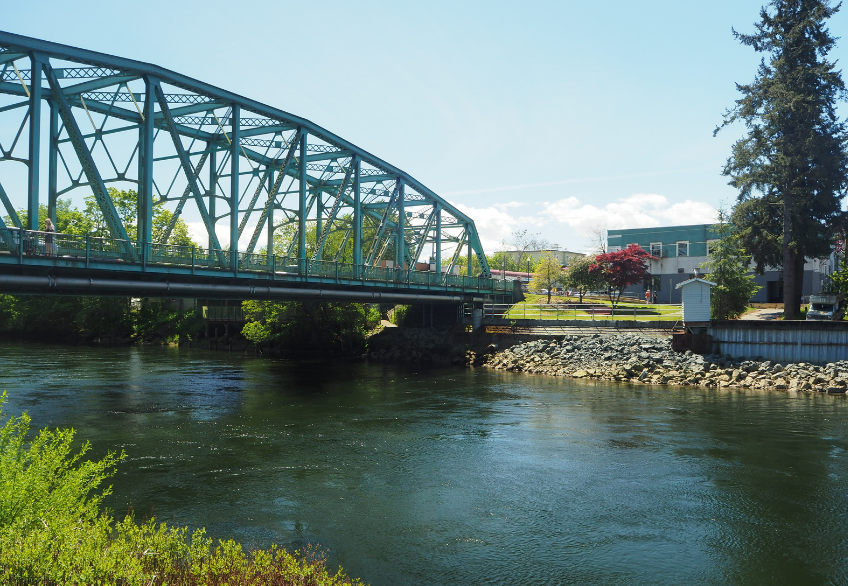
0 31 500 299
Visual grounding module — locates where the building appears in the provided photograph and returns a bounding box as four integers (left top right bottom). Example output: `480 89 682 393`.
607 224 833 304
499 248 585 270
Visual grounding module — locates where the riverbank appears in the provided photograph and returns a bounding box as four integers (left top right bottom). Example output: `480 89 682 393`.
482 332 848 393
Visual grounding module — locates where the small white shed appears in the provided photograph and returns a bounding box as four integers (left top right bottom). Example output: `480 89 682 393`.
675 277 716 323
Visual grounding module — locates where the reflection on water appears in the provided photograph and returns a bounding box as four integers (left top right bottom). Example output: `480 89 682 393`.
2 342 847 586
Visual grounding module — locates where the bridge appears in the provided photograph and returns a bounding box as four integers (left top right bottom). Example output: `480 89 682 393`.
0 31 513 305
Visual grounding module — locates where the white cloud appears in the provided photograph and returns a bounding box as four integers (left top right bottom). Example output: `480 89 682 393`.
451 201 542 252
186 221 260 250
187 194 718 257
454 193 718 253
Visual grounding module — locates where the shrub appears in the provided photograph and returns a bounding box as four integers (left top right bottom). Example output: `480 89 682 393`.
0 395 363 585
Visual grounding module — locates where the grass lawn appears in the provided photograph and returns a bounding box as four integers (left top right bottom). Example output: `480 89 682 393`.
501 295 682 321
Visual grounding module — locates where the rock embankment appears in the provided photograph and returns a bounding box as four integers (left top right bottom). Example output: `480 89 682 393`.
484 333 848 393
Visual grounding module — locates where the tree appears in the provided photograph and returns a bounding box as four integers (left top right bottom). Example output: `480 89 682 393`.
528 253 564 303
563 255 605 302
826 250 848 296
587 224 608 254
702 215 762 319
84 188 198 247
14 199 95 236
589 244 653 308
489 251 518 274
501 229 548 272
242 299 380 353
716 0 848 319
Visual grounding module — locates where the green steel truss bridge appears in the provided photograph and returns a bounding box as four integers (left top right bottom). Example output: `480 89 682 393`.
0 31 511 304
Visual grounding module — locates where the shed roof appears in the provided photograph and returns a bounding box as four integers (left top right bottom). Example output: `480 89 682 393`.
675 277 717 289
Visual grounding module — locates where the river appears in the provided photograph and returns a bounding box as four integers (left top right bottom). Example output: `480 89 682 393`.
1 341 847 585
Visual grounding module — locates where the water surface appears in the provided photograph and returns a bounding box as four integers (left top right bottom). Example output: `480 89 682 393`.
1 341 847 585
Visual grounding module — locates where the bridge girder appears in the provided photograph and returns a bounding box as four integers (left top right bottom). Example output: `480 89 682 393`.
0 32 491 276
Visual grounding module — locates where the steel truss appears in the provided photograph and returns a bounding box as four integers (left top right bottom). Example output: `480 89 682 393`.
0 31 492 283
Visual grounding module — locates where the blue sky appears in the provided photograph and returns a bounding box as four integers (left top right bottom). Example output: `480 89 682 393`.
5 0 848 253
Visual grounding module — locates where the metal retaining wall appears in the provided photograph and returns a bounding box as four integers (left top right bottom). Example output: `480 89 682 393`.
708 321 848 363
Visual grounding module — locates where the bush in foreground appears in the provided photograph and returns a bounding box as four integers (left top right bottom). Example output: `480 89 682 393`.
0 395 362 585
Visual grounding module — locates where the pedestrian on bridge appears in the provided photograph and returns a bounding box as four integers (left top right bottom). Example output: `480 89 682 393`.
44 218 56 257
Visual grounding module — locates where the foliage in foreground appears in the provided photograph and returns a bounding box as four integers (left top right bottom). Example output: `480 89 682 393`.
0 397 362 585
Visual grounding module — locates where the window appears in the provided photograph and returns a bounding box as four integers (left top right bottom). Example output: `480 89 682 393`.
677 241 689 257
706 239 719 255
650 242 662 257
609 246 621 252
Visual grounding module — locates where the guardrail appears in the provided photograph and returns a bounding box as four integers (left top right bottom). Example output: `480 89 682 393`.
483 302 682 322
0 227 511 294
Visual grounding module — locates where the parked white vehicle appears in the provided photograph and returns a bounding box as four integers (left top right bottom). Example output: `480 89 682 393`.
807 294 843 321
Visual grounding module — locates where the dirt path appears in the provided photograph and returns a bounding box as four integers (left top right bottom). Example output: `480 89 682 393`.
740 308 784 320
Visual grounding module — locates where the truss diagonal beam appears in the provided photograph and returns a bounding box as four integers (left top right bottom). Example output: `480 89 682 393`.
237 166 272 238
246 129 301 253
153 81 223 260
312 162 353 260
159 151 209 243
0 179 22 228
365 184 399 266
411 208 437 266
43 61 136 259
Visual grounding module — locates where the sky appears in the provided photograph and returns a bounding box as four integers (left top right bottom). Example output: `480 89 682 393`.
3 0 848 254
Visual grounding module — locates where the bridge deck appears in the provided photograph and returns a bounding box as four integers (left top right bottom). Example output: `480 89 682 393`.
0 228 513 301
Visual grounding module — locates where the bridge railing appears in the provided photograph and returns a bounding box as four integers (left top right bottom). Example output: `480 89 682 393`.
0 227 513 294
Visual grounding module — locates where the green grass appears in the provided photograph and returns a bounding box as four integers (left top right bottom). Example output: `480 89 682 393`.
503 296 682 322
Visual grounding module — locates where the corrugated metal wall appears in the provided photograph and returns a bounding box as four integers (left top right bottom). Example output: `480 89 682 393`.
708 323 848 363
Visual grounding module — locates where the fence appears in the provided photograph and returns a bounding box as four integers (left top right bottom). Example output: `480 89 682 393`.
482 302 681 323
0 227 511 295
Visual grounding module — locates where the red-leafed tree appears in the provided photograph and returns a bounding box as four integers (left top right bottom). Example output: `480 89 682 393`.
589 244 654 308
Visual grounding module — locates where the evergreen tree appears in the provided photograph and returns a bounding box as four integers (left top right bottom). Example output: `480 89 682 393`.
703 216 762 319
716 0 848 319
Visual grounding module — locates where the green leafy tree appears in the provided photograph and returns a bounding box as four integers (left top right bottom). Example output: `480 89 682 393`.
702 216 762 319
153 209 196 248
242 299 380 353
528 253 564 303
14 199 95 235
716 0 848 319
489 251 518 275
563 255 606 302
84 188 198 247
273 213 381 263
826 252 848 298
